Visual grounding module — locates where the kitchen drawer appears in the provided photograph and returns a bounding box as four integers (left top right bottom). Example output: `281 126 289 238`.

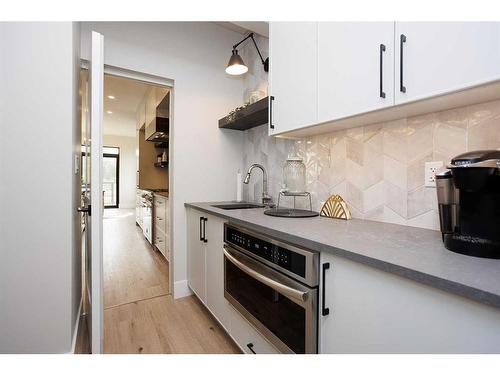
154 211 167 232
154 195 167 208
154 226 168 259
230 307 279 354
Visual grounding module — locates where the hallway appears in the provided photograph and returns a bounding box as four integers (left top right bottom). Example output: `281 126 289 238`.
102 209 239 354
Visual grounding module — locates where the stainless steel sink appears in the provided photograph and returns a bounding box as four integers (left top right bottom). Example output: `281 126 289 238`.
211 203 264 210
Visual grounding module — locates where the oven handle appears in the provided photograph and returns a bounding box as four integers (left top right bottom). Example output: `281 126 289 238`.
223 245 309 304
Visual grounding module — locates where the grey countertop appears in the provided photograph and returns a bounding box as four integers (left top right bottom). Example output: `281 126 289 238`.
185 201 500 309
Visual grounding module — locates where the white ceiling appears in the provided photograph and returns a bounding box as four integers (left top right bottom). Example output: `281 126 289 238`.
215 22 269 37
103 75 151 137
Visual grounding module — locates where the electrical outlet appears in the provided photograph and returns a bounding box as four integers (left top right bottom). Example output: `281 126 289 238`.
425 161 444 187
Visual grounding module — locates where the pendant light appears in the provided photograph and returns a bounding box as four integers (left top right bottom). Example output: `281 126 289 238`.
225 32 269 76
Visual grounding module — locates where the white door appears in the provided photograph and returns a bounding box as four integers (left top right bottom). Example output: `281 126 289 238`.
395 22 500 104
187 209 206 303
80 31 105 354
269 22 318 135
318 22 395 122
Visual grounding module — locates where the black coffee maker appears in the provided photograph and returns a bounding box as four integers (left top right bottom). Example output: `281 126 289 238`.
436 150 500 259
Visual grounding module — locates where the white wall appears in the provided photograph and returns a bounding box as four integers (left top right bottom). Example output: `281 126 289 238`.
104 134 137 208
0 22 81 353
81 22 246 297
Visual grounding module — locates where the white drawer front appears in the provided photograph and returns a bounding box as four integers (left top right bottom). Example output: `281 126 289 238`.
154 211 167 232
230 308 279 354
154 226 168 260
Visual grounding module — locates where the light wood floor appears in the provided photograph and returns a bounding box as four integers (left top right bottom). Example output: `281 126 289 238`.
104 294 240 354
103 209 169 308
84 208 240 354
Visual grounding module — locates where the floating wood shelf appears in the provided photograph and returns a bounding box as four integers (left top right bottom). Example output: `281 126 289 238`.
154 161 168 168
219 97 268 131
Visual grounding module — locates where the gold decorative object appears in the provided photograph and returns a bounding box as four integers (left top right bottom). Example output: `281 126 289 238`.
320 195 352 220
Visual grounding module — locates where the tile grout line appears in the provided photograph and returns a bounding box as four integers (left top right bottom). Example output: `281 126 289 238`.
104 292 171 311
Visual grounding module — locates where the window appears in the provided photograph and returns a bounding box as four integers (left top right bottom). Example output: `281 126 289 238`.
81 146 120 208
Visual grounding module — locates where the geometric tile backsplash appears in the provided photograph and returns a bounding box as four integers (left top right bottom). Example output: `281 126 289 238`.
242 99 500 230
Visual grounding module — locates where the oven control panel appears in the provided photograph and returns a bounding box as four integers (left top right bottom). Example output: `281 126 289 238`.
225 225 306 278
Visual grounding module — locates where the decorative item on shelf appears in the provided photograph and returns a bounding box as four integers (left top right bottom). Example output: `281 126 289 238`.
157 154 162 163
320 195 352 220
219 97 269 131
282 156 306 194
161 150 168 162
249 90 265 104
226 102 251 123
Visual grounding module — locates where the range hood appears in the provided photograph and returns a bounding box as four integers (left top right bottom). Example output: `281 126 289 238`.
145 91 170 142
146 117 169 141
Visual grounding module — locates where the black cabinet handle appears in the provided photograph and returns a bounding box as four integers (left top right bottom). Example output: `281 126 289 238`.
247 343 256 354
379 44 386 98
400 34 406 93
269 96 275 129
203 217 208 243
199 217 203 241
322 262 330 316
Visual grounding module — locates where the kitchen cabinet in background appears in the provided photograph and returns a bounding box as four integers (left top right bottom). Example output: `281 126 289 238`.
153 194 169 261
145 86 169 140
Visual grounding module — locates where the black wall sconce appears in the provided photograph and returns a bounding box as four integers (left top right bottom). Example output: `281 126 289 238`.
226 32 269 75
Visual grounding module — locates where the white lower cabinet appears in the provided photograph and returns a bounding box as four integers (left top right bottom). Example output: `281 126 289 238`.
153 194 169 261
186 207 279 354
187 208 206 303
319 252 500 353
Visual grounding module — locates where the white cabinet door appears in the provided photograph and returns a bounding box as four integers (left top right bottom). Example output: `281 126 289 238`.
187 208 206 303
319 252 500 353
318 22 395 122
395 22 500 104
269 22 318 134
205 214 233 330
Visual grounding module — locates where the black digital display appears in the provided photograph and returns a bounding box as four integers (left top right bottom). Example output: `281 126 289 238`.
226 226 306 278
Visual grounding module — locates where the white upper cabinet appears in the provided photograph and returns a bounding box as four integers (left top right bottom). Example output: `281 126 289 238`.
318 22 395 122
394 22 500 104
269 22 318 134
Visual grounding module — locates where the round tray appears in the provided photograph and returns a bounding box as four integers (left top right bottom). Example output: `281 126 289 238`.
264 208 319 218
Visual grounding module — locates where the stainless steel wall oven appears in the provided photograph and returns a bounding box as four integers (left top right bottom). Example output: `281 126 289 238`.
223 223 319 353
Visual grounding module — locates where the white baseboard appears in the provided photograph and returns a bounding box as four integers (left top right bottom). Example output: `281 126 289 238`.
173 279 192 299
69 297 83 354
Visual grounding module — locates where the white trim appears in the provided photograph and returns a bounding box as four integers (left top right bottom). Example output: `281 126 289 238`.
90 30 105 354
80 59 173 88
68 298 83 354
173 280 192 299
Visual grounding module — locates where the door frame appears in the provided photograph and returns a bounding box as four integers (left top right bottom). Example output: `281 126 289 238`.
80 59 175 313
